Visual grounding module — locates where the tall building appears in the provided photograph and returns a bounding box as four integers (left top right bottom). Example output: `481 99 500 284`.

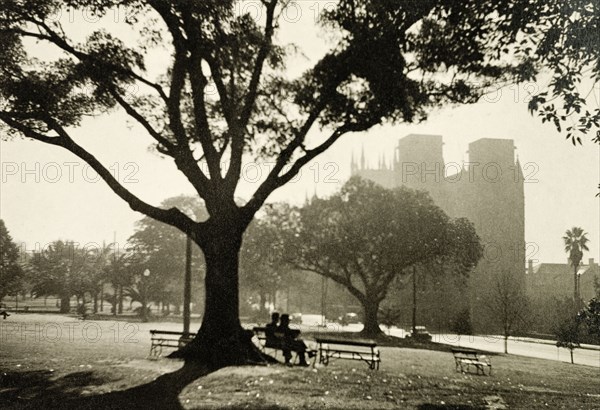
352 134 526 330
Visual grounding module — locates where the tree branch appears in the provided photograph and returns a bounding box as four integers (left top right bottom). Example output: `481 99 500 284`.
243 120 355 220
225 0 278 192
108 89 176 154
0 113 202 240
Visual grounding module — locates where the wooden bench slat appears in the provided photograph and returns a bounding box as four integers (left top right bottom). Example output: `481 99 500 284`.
149 330 196 358
451 348 492 375
315 338 377 348
315 337 380 370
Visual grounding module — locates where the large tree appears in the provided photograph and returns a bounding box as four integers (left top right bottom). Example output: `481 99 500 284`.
239 205 289 320
284 177 482 337
128 195 206 316
0 219 24 301
563 227 590 306
0 1 597 366
30 240 102 313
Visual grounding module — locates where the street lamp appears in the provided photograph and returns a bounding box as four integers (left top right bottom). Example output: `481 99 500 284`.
141 269 150 322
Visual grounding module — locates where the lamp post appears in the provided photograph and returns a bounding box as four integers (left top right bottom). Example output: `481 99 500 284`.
321 276 328 327
412 265 417 336
142 268 150 322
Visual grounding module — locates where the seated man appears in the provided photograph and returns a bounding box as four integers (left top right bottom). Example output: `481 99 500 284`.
265 312 282 348
276 314 310 366
0 303 9 320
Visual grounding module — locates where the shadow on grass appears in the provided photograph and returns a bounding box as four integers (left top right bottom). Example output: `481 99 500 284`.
0 363 212 409
418 405 484 410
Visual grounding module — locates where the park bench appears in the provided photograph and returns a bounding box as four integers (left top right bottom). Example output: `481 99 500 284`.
315 337 381 370
252 326 316 365
451 347 492 375
149 329 195 358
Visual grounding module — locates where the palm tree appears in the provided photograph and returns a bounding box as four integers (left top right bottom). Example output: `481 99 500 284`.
563 227 590 307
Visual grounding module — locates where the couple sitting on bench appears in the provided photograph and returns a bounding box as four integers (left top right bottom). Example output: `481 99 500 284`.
266 312 313 366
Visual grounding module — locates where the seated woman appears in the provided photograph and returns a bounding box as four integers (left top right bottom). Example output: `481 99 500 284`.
265 312 282 348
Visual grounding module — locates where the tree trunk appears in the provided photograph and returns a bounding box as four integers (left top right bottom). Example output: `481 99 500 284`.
574 264 578 307
118 285 123 314
112 285 117 315
504 334 508 354
168 229 273 368
93 292 98 313
570 348 574 364
412 265 417 335
183 234 192 335
361 299 383 337
258 291 267 319
100 282 104 312
60 293 70 313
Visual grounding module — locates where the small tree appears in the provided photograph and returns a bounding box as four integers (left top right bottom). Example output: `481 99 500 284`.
563 227 590 308
555 315 582 364
486 272 530 354
579 297 600 344
379 305 402 335
0 219 24 302
451 308 473 338
30 240 100 313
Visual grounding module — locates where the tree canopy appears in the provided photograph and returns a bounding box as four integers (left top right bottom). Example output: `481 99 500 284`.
30 240 106 312
128 195 206 310
0 219 24 301
283 177 482 336
239 203 294 319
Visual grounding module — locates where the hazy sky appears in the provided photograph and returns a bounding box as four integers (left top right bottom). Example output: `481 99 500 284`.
0 2 598 265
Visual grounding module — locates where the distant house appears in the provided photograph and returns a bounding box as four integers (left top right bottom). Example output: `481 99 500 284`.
526 258 599 302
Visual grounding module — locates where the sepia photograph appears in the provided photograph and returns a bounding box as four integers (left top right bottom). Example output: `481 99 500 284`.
0 1 598 409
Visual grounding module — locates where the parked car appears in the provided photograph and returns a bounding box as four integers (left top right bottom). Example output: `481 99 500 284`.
408 326 432 341
338 312 360 325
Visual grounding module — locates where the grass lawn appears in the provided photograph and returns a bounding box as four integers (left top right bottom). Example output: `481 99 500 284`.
1 314 599 409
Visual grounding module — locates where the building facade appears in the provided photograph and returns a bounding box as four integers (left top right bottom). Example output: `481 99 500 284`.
352 134 526 330
526 258 599 303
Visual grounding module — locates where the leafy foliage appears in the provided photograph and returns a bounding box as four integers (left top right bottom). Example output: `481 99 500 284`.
0 1 596 233
450 308 473 336
578 297 600 341
0 219 24 300
29 240 107 306
127 195 206 309
555 314 582 363
239 203 293 317
283 176 483 334
563 226 590 303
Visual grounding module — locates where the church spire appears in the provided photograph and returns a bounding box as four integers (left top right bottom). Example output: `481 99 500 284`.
515 156 524 182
